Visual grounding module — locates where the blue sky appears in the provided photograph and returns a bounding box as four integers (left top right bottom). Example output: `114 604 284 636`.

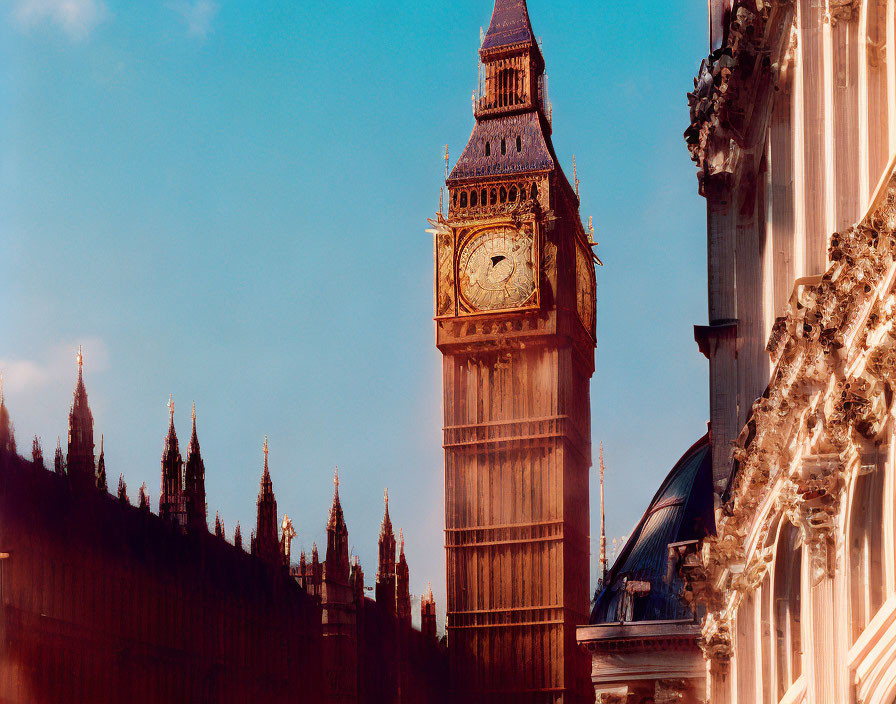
0 0 710 627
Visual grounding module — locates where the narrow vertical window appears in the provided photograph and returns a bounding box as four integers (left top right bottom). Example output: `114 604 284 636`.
516 136 522 152
470 190 478 207
501 138 506 155
485 142 491 157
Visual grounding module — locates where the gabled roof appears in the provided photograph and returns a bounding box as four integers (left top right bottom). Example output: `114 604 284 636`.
481 0 536 52
590 434 714 625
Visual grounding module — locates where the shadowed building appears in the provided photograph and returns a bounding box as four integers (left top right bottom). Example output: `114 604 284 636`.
433 0 598 700
0 354 447 704
577 436 714 702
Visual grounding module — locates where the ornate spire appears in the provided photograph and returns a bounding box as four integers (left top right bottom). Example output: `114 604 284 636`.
421 581 438 640
159 396 186 529
184 402 207 532
396 527 411 623
138 482 150 511
32 436 43 468
67 347 95 490
254 436 279 563
280 515 296 568
96 435 107 492
326 466 349 584
54 437 65 475
117 474 129 503
214 511 224 539
376 487 397 610
234 522 243 550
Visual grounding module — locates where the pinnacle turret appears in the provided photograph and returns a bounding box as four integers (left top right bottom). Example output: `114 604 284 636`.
96 435 107 492
54 437 65 475
184 402 207 532
325 466 349 584
396 527 411 624
376 488 397 611
159 396 186 529
253 436 279 564
67 347 96 490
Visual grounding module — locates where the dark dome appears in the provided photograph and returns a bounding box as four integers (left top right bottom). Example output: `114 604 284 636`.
590 434 714 624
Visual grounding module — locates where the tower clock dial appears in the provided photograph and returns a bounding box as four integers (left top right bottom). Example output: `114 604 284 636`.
457 226 537 312
575 241 596 334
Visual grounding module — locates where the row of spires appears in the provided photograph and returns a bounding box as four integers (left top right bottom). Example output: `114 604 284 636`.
0 350 437 635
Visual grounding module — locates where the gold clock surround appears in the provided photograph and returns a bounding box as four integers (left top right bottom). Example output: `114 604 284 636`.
454 222 540 317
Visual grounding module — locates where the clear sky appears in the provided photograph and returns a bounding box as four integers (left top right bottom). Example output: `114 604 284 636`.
0 0 710 629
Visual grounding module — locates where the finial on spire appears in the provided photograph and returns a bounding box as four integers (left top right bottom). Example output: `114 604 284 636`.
168 394 174 424
192 401 196 424
77 345 83 369
573 155 580 200
400 527 405 553
384 487 389 509
334 465 339 492
263 435 269 464
100 434 104 455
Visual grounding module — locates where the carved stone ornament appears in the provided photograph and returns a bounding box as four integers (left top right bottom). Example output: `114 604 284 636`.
685 1 796 189
686 167 896 659
827 0 861 25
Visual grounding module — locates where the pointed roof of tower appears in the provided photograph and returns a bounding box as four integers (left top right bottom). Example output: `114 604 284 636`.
163 394 179 456
481 0 536 53
399 527 406 559
328 466 345 530
70 346 93 421
257 435 274 502
380 488 393 537
187 401 200 457
96 435 107 491
72 347 89 410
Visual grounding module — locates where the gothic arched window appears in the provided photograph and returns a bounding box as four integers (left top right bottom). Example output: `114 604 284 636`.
470 190 478 207
774 522 802 699
516 136 522 152
459 191 468 208
849 453 886 644
509 185 517 202
485 141 491 156
501 138 506 156
499 186 507 203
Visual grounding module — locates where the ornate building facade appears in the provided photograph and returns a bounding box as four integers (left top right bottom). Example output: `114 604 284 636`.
0 356 446 703
579 0 896 702
432 0 598 700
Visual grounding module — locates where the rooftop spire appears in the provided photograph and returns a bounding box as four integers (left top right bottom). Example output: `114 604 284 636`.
481 0 537 53
67 346 95 489
599 442 608 583
184 402 207 532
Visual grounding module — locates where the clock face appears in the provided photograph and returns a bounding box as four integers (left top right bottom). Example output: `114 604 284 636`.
576 242 595 333
457 226 537 312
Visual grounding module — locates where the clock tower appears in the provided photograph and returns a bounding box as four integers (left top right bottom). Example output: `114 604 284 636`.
432 1 597 701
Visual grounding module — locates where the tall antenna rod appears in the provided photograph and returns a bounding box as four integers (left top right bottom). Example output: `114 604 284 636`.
440 145 449 217
599 442 608 583
573 155 580 200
